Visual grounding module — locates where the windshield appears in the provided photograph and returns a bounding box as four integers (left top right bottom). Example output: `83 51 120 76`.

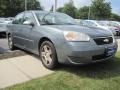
36 12 77 25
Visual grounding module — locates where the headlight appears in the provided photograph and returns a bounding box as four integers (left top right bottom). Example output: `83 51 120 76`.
63 31 90 41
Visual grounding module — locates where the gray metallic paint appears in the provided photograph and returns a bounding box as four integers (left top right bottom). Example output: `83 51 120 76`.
7 11 118 65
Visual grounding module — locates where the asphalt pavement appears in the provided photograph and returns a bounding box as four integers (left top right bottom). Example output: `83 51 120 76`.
0 38 9 54
0 38 27 59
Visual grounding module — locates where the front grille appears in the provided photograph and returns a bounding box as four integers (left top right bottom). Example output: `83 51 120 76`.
94 37 113 45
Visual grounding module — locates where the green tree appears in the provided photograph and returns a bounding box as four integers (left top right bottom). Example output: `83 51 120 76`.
27 0 43 10
57 0 77 18
78 6 89 19
110 13 120 21
91 0 111 20
57 7 64 12
0 0 43 17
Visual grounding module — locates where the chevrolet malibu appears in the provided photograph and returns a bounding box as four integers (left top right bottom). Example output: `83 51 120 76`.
7 11 118 69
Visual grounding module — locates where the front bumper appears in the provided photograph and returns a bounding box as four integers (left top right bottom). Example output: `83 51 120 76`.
57 39 118 64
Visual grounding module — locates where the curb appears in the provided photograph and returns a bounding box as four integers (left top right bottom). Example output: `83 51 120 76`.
0 50 26 60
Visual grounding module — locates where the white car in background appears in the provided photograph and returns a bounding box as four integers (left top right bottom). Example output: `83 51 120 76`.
109 21 120 35
0 18 13 37
98 21 120 36
109 21 120 28
80 20 117 36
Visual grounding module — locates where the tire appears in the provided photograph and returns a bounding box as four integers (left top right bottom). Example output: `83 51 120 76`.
39 41 58 69
8 35 16 51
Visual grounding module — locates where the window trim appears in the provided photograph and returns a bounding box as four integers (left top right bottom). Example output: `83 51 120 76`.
32 11 40 26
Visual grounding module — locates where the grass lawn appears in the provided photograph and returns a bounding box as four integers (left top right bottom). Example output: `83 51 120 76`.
2 52 120 90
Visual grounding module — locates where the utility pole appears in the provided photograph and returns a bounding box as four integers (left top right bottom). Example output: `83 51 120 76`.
88 6 91 20
25 0 27 11
54 0 57 12
88 0 93 20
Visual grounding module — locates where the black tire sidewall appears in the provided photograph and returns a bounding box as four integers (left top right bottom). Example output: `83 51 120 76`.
40 41 58 69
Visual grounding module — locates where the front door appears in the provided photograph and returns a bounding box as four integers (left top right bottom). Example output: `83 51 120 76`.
21 12 38 52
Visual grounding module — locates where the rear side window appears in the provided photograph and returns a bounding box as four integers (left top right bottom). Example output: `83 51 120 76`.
13 13 24 24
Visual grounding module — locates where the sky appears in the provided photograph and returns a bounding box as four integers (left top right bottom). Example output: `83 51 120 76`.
39 0 120 15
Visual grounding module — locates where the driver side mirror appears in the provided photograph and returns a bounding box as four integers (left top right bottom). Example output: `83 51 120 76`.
23 20 34 27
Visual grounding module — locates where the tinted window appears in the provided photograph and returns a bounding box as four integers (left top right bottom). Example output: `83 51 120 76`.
13 13 24 24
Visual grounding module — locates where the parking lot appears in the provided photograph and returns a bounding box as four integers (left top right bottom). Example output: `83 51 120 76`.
0 38 8 54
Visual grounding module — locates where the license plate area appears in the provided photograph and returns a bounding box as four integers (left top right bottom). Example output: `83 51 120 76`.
105 46 116 56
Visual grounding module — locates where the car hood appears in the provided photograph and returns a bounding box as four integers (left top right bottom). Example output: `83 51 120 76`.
45 25 112 38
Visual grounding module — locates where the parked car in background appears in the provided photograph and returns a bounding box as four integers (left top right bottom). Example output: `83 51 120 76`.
7 11 117 69
109 21 120 29
0 18 13 37
80 20 117 36
109 21 120 35
0 18 7 37
98 21 120 36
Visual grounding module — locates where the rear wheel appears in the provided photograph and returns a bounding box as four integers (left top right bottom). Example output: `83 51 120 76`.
8 35 15 50
39 41 58 69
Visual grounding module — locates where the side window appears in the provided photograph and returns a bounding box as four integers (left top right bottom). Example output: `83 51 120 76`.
83 21 89 26
13 13 24 24
88 21 97 27
23 12 37 25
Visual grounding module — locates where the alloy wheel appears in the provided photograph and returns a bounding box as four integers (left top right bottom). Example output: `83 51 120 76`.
41 44 53 66
8 36 13 49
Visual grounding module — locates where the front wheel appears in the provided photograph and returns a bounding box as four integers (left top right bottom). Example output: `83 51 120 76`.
8 35 16 50
39 41 58 69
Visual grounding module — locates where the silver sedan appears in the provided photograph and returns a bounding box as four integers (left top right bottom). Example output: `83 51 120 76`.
7 11 118 69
